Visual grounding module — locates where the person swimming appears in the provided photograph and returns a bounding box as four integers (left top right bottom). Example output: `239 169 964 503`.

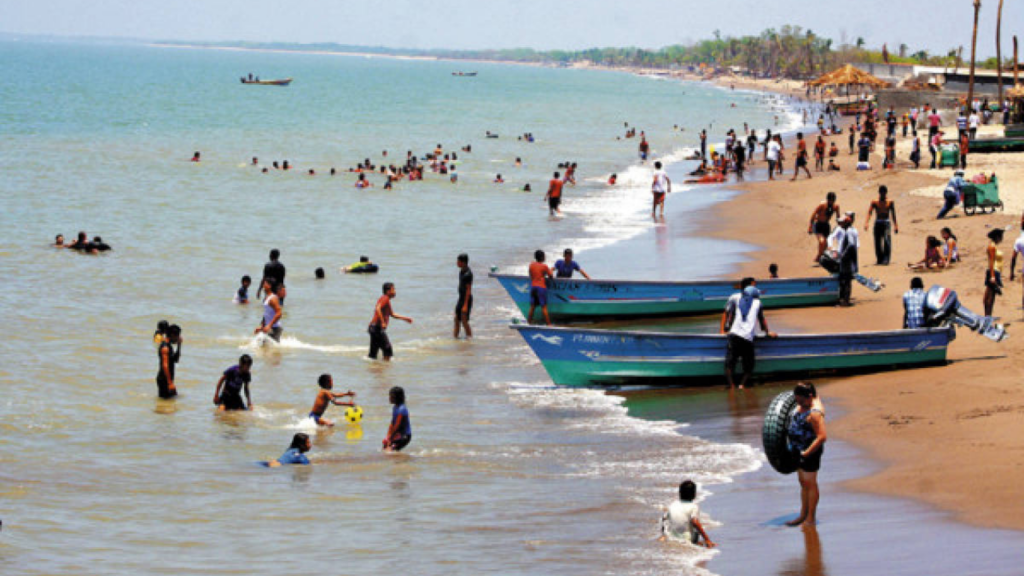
343 256 379 274
265 433 312 467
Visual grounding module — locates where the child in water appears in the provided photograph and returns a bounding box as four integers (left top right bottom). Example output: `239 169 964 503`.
308 374 356 427
213 354 253 411
234 275 251 304
383 386 412 452
153 319 169 347
266 433 312 467
659 480 715 548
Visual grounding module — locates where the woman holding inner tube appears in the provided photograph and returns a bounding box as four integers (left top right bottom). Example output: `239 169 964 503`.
786 382 827 526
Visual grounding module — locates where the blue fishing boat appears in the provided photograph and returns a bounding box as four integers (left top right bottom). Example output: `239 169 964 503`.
510 324 955 387
490 273 838 320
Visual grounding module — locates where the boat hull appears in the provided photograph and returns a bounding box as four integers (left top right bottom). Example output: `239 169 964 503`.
491 274 839 319
511 325 954 387
241 78 293 86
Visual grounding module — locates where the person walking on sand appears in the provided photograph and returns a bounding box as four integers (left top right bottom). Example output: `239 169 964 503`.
766 135 781 181
808 192 840 263
156 324 182 399
544 171 563 216
786 382 826 526
368 282 413 361
720 278 777 389
984 229 1005 317
651 161 671 217
864 185 898 265
527 250 553 326
813 135 826 172
454 253 473 339
937 171 966 219
1010 222 1024 312
829 213 859 307
790 132 812 181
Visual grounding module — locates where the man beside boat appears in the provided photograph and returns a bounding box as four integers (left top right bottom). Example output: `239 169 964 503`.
720 278 777 389
553 249 590 280
828 212 859 307
902 277 927 329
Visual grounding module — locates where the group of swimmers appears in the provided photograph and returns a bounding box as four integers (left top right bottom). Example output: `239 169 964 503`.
54 232 111 253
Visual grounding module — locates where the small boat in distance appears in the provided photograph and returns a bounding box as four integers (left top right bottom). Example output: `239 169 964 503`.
452 72 478 77
240 77 293 86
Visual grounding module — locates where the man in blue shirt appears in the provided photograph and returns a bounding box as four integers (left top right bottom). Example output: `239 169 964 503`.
553 248 592 279
903 277 927 329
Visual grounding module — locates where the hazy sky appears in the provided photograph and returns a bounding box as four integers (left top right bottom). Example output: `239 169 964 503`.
2 0 1020 58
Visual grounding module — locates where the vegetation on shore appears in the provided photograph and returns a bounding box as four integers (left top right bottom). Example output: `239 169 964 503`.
162 25 1011 79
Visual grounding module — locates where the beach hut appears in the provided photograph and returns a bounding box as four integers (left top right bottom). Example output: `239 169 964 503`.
1008 85 1024 130
809 64 891 115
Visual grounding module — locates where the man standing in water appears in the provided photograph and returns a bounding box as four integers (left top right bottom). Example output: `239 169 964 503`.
720 278 777 389
454 253 473 339
651 161 671 217
369 282 413 361
156 324 182 399
258 249 286 304
544 171 563 216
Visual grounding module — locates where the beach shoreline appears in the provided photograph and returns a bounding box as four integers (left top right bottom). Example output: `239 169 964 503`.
705 122 1024 532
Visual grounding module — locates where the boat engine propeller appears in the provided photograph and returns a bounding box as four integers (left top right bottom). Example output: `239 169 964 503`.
923 285 1007 342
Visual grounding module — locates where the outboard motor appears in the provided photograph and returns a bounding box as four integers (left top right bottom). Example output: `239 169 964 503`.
923 285 1007 342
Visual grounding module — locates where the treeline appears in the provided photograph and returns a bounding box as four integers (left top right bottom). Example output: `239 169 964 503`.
171 25 998 79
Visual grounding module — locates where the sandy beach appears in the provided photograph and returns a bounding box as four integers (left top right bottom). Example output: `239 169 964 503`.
709 120 1024 531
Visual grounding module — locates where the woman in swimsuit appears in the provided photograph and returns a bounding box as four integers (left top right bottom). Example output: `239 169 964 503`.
984 228 1005 316
786 382 827 526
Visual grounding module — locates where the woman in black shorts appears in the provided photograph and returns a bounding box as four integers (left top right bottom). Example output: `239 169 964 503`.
786 382 827 526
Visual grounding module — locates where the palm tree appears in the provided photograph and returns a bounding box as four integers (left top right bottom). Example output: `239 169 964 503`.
968 0 981 112
996 0 1004 103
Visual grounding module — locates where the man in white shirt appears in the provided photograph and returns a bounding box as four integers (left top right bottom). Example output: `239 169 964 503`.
829 212 860 306
968 111 980 140
766 138 781 181
720 277 777 389
1008 221 1024 311
651 161 671 217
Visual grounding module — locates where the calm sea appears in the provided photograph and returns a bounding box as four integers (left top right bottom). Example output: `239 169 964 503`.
0 40 801 575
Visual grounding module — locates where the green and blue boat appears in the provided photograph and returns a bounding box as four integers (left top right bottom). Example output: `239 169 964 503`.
511 324 955 388
490 273 839 320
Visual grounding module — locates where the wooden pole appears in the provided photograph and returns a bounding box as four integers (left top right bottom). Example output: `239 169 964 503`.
996 0 1004 103
1015 36 1020 87
968 0 981 112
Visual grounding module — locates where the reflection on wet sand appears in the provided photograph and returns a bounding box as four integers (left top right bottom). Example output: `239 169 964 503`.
779 524 827 576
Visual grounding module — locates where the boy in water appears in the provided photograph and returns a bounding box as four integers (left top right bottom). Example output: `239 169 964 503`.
308 374 356 427
368 282 413 361
454 253 473 339
213 354 253 411
383 386 412 452
527 250 554 326
658 480 715 548
544 172 563 216
156 324 182 399
235 275 251 304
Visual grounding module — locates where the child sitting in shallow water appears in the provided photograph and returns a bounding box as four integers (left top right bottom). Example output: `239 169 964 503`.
659 480 715 548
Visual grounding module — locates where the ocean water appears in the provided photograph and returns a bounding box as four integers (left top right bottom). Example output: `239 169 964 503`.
0 40 801 575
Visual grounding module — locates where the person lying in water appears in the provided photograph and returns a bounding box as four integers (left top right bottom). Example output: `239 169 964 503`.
342 256 379 273
265 433 312 467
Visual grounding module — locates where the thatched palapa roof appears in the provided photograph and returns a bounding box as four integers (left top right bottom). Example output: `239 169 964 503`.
808 64 890 88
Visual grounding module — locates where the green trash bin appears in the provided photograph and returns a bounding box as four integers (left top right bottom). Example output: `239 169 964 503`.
939 144 960 168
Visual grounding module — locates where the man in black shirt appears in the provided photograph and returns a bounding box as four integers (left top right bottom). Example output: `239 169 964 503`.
258 248 287 304
454 253 473 339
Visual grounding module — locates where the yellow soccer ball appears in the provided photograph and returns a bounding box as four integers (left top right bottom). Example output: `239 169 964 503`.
344 406 363 424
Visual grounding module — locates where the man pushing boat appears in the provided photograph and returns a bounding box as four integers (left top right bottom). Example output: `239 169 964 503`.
720 278 777 389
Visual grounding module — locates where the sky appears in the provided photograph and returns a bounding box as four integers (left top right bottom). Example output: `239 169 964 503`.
1 0 1021 58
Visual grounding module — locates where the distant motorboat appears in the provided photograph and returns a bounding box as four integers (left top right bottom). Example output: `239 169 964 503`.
452 72 478 77
240 77 293 86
